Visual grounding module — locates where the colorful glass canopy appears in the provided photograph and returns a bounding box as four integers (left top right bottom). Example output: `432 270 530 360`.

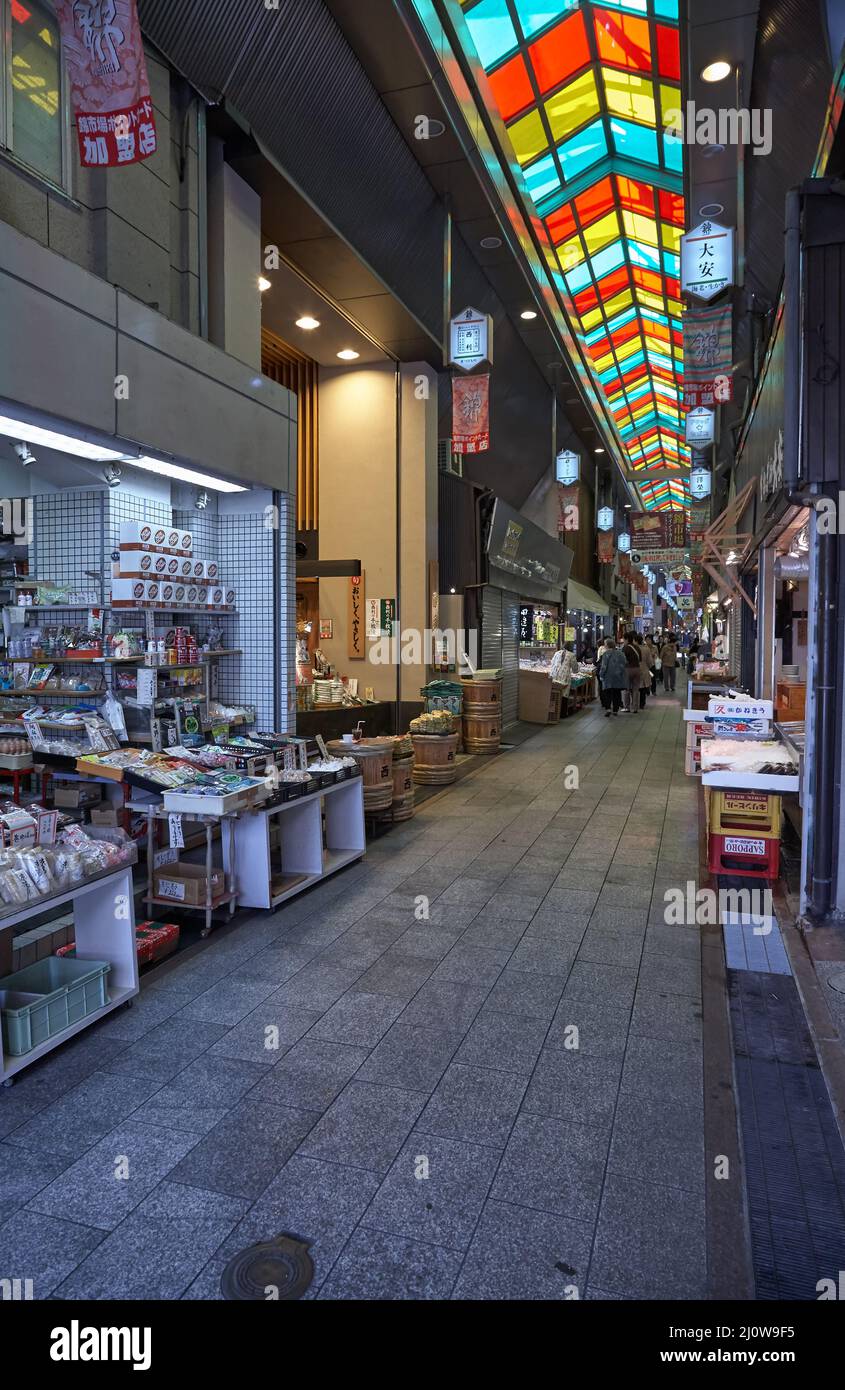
458 0 689 510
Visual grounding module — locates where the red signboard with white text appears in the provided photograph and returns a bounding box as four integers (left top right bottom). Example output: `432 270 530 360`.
56 1 158 168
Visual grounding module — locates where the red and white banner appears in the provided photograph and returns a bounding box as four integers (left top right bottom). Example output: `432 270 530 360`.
56 1 157 168
452 374 490 454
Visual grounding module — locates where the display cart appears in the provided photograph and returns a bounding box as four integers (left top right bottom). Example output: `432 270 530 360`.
0 862 139 1084
225 776 365 911
129 801 240 937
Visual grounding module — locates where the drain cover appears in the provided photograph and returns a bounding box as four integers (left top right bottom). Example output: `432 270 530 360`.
221 1233 315 1301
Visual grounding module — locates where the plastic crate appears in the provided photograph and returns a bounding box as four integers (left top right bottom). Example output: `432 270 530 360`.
709 790 782 837
708 832 780 880
0 957 111 1056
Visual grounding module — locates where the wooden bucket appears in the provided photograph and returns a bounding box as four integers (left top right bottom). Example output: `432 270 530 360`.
390 755 415 820
463 711 502 755
328 740 392 810
412 732 458 785
461 677 502 718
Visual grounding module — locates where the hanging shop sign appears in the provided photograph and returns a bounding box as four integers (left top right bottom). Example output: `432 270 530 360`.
555 450 580 485
597 531 615 564
452 374 490 454
56 0 158 168
348 574 365 659
449 306 493 372
519 604 535 644
680 220 734 302
630 510 688 552
618 532 631 552
685 406 715 446
557 483 579 534
597 507 614 531
682 305 733 406
690 465 712 499
366 598 395 639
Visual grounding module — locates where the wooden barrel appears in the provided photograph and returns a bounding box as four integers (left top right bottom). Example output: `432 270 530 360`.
461 677 502 718
463 711 502 754
328 739 392 810
412 732 458 785
390 755 415 820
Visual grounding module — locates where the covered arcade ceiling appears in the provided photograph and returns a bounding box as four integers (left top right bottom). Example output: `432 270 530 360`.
446 0 689 510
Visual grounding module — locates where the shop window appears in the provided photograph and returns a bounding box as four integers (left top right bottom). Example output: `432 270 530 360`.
1 0 70 190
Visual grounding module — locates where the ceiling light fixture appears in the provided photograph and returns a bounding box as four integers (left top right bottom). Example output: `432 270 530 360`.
195 489 209 511
701 60 732 83
480 235 502 249
130 457 247 493
337 349 360 361
594 447 605 454
520 310 538 320
103 464 122 489
258 277 272 292
0 415 126 463
296 316 320 330
13 442 36 468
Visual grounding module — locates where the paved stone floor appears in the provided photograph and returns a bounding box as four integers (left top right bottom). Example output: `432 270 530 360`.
0 690 714 1300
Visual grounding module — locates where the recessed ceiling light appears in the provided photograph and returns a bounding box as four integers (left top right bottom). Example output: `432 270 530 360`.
337 349 360 361
258 277 272 292
520 310 538 320
701 60 732 82
422 117 446 137
594 447 605 454
480 235 502 249
296 316 320 330
624 503 632 509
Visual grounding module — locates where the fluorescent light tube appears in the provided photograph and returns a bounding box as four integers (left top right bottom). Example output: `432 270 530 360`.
0 414 126 462
131 457 247 493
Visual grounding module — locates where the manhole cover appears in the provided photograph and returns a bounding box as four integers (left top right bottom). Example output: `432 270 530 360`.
221 1233 314 1300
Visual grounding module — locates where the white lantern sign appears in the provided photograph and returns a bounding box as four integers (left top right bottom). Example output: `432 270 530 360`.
680 220 734 302
556 450 580 485
685 407 715 446
449 306 493 373
689 465 712 499
597 506 614 531
618 532 631 552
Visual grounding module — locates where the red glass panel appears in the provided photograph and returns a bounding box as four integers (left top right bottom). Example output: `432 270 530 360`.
616 175 656 218
594 265 631 302
488 52 536 122
655 24 681 81
632 267 663 293
547 201 577 243
575 175 615 226
658 188 685 224
529 11 591 94
593 7 651 71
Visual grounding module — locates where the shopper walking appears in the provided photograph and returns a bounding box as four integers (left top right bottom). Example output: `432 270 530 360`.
598 638 627 716
645 634 659 694
549 641 577 699
659 634 678 692
622 632 643 712
639 635 654 709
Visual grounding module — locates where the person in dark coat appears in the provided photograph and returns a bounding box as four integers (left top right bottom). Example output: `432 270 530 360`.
598 638 627 717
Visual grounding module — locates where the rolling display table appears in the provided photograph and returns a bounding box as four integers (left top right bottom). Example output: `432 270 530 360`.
129 802 239 938
0 863 139 1083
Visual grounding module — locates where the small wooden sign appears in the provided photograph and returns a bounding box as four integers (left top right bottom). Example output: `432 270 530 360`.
348 572 365 660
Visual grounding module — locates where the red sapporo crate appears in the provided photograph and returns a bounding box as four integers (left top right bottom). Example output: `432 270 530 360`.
707 832 780 880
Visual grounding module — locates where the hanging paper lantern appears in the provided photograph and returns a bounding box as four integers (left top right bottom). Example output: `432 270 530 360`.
690 465 712 499
618 532 631 552
597 506 614 531
556 450 580 485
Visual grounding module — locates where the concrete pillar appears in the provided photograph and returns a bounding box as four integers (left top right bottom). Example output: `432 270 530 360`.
206 138 262 369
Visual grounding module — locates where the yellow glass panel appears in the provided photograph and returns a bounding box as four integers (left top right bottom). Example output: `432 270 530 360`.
659 84 681 127
622 210 658 244
581 305 604 330
615 336 642 363
595 350 617 374
558 232 585 272
582 210 619 256
545 71 600 142
660 221 683 252
635 289 665 311
603 70 656 126
510 108 547 166
667 297 683 315
602 290 633 318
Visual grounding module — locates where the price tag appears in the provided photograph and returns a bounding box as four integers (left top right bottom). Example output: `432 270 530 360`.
315 735 330 759
154 846 179 869
168 813 184 850
137 668 156 707
157 877 186 901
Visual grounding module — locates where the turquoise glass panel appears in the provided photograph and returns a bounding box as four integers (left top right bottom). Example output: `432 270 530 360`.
558 119 607 179
609 119 659 166
464 0 519 68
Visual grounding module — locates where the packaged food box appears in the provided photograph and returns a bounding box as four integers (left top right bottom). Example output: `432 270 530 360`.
153 863 225 905
111 578 147 607
205 559 220 581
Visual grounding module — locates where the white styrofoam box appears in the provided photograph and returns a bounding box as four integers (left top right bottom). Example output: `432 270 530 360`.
205 559 220 581
224 586 236 609
190 559 207 581
179 557 194 579
144 579 162 606
112 577 147 606
185 584 200 607
208 586 225 609
160 581 176 606
172 582 188 607
707 698 773 720
180 530 193 554
118 550 156 577
120 520 156 548
197 586 209 607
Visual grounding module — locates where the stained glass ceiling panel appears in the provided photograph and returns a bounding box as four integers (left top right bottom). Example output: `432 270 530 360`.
459 0 688 509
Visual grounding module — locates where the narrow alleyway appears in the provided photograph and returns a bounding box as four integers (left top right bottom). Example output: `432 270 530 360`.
0 690 839 1300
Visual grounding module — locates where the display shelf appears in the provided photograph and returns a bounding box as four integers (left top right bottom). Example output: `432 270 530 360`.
226 776 365 911
0 864 139 1081
701 769 800 791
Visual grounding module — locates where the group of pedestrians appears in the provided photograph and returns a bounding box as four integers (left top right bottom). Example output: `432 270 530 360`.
596 631 679 717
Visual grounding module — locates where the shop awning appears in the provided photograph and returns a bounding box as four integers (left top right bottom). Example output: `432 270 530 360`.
567 579 610 617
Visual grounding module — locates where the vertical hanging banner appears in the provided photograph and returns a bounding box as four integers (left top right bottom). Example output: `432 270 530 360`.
452 374 490 454
56 1 158 168
557 483 579 533
683 305 733 406
348 574 365 660
597 531 615 564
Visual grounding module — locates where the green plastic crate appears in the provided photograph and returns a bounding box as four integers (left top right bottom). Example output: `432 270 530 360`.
0 957 111 1056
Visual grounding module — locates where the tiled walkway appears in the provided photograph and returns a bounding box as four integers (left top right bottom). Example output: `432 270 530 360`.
1 691 714 1300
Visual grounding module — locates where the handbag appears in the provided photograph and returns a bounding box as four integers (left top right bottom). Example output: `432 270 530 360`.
655 659 662 671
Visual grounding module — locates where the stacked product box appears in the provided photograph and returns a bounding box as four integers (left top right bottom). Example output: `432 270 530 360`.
112 521 233 610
